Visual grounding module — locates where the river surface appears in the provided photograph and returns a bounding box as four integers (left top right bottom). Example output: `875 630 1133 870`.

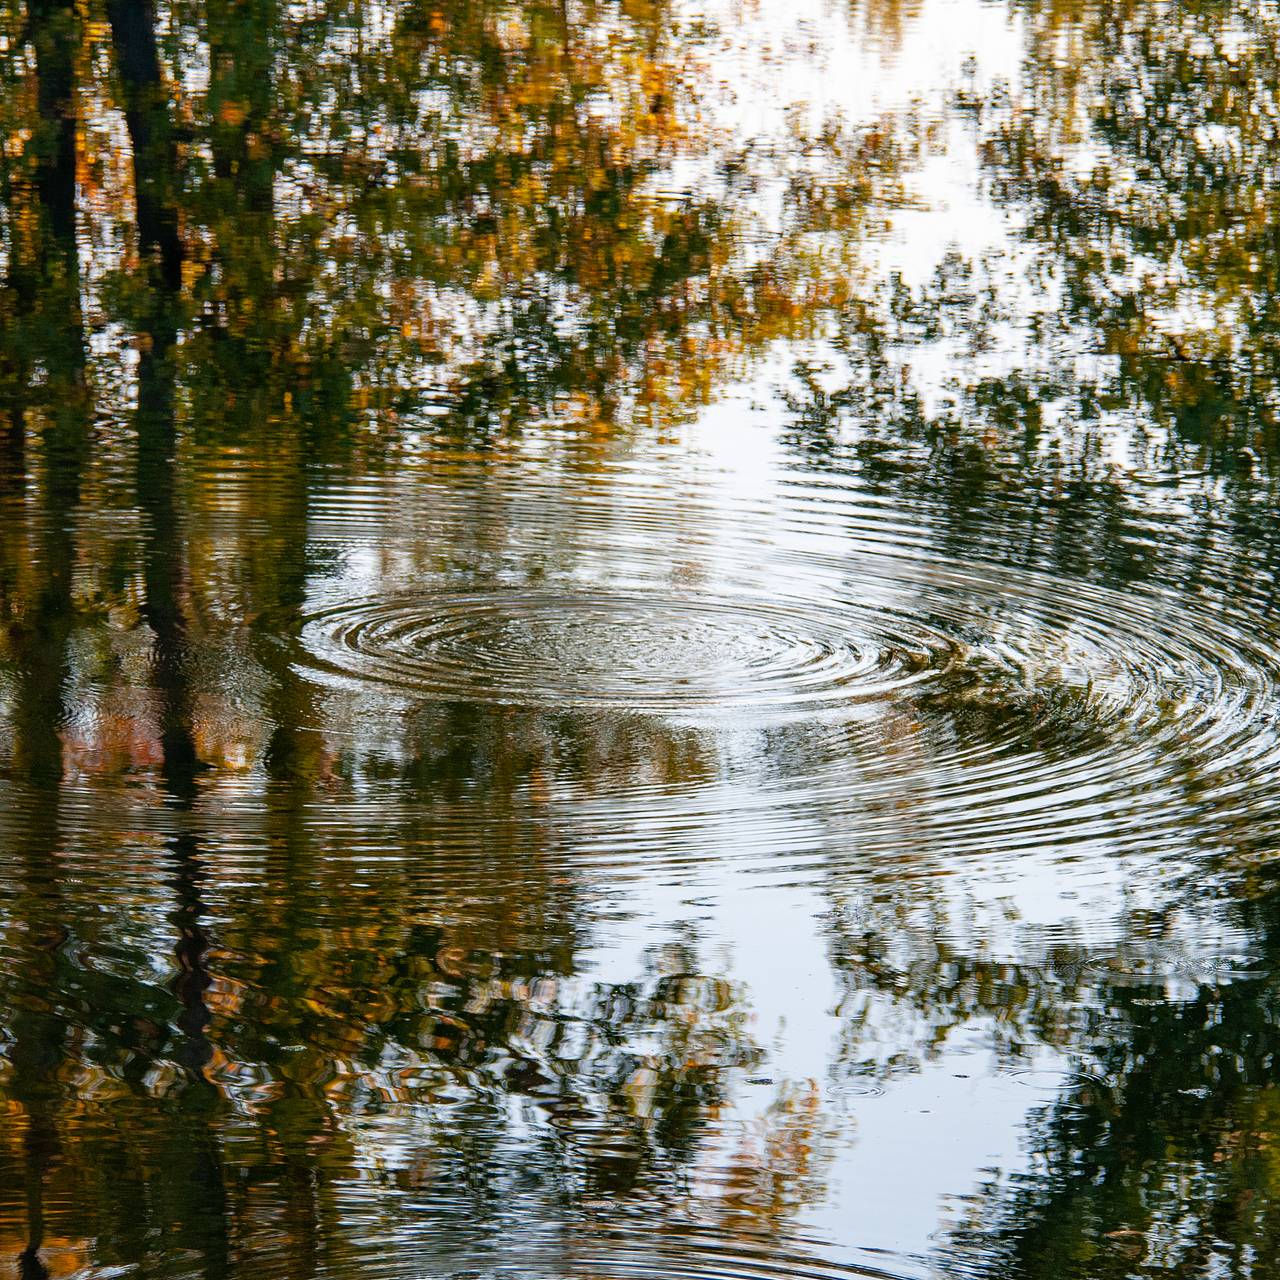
4 0 1280 1276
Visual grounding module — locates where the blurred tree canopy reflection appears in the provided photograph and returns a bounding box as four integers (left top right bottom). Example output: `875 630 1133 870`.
1 0 882 442
988 0 1280 455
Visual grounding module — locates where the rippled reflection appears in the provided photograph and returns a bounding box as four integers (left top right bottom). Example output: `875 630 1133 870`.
3 0 1280 1276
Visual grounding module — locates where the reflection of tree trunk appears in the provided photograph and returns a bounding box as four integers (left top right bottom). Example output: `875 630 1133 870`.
29 0 79 268
9 837 65 1280
260 471 320 782
137 342 203 783
106 0 184 296
26 0 88 484
104 9 233 1238
4 78 83 1247
3 0 84 477
161 820 233 1280
10 0 86 781
136 339 217 1067
6 409 77 1280
252 458 343 1278
5 754 69 1275
131 240 233 1273
4 317 75 1252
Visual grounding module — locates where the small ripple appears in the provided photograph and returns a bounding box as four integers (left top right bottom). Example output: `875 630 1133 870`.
1082 952 1268 986
556 1222 931 1280
1004 1068 1110 1099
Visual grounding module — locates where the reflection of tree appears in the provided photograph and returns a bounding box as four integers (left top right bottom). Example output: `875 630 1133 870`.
0 251 810 1264
768 14 1280 1245
985 0 1280 458
11 0 879 440
5 0 1280 1271
0 14 87 1266
106 0 183 298
942 901 1280 1279
1 0 87 485
847 0 925 53
807 804 1280 1279
0 792 787 1269
783 240 1280 608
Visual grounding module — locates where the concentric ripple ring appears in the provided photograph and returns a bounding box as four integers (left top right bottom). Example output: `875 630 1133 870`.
298 588 963 714
286 546 1280 885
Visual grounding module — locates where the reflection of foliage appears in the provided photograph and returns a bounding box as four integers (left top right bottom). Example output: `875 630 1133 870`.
0 848 772 1270
710 1080 837 1231
946 942 1280 1279
775 4 1280 1259
5 0 885 438
5 0 1280 1274
781 236 1280 598
987 0 1280 454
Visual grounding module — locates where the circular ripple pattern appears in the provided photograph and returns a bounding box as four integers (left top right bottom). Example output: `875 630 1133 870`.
300 589 960 713
290 536 1280 889
296 554 1280 742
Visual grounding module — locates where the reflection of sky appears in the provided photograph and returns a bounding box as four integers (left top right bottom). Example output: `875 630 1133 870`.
690 0 1022 135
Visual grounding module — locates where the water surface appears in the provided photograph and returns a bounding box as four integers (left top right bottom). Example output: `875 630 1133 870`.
3 0 1280 1276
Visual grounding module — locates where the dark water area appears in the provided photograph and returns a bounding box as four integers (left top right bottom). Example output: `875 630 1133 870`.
3 0 1280 1276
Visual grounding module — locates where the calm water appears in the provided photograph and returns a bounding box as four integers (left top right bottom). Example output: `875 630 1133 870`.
4 0 1280 1276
